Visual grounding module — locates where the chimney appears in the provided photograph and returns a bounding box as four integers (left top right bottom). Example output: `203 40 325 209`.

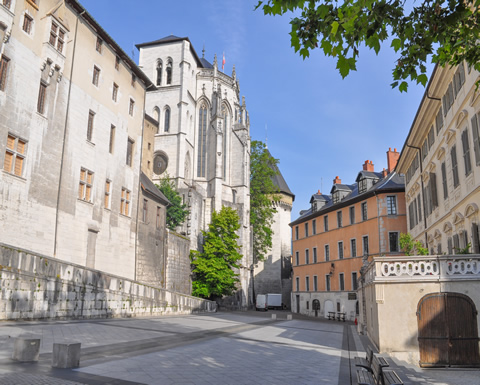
387 147 400 173
333 176 341 184
362 160 374 172
317 190 321 194
382 168 388 178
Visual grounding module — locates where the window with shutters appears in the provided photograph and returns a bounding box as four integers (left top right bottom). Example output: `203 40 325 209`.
0 55 9 91
49 22 65 53
361 202 368 221
325 245 330 261
351 238 357 257
104 180 111 208
78 168 93 202
4 134 26 177
472 223 480 254
451 145 459 187
337 211 342 228
417 195 422 222
305 249 309 264
312 219 316 234
453 63 465 97
37 82 47 114
437 243 442 255
429 173 438 211
442 82 454 116
462 129 472 176
349 206 355 224
363 236 369 255
96 36 102 53
120 187 131 216
408 202 414 230
129 98 134 116
313 276 318 291
87 110 95 141
126 138 134 167
462 230 469 249
352 272 358 290
422 139 428 160
305 276 310 291
338 241 344 259
389 232 399 252
471 112 480 166
313 247 317 263
92 66 100 86
339 273 345 291
2 0 11 9
447 237 453 254
112 83 118 102
453 234 460 253
305 222 309 237
441 162 448 200
387 196 397 215
427 126 435 149
324 215 329 231
436 107 443 134
23 13 33 34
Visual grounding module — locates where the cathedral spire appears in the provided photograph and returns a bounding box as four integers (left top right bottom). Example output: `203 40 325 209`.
232 65 236 80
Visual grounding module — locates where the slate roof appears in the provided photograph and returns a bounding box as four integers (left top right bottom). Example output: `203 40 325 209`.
291 171 405 225
140 172 170 206
267 150 294 200
330 183 354 194
355 170 383 181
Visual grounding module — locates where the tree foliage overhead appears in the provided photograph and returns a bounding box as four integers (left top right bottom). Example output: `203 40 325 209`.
190 206 243 300
256 0 480 92
156 174 189 231
250 141 280 263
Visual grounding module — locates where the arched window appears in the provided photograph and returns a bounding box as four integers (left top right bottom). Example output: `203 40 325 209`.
222 105 228 180
164 107 170 132
197 104 207 177
156 60 162 86
166 59 172 85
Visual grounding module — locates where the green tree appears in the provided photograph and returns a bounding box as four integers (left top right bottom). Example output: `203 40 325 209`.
190 206 243 299
399 233 429 256
250 141 280 263
156 174 189 231
256 0 480 91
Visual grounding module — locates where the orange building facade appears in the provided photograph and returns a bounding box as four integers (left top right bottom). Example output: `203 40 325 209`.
290 149 407 320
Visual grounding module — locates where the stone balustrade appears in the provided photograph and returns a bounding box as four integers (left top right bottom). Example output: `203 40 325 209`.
363 254 480 285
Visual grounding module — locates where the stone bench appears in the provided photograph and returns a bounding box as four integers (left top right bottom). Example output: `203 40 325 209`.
12 337 41 362
52 342 81 368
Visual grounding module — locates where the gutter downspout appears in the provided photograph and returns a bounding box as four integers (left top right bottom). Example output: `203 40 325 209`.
53 9 85 256
405 144 428 247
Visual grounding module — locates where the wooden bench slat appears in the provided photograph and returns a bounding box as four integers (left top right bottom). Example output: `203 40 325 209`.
383 370 403 385
356 369 375 385
354 356 369 369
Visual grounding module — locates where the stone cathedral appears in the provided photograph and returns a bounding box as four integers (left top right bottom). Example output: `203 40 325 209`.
137 36 252 307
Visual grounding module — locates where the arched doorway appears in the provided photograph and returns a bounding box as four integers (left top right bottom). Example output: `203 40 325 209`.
417 292 480 367
312 299 320 317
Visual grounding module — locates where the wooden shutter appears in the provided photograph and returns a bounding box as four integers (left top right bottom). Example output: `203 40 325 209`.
471 114 480 165
430 173 438 209
472 223 480 254
462 130 472 175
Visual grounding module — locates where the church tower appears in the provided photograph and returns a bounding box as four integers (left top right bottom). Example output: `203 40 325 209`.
136 36 252 307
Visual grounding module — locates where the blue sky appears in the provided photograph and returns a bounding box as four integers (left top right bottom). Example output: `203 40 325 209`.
80 0 429 219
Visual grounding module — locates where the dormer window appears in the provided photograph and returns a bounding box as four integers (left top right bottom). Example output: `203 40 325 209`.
332 191 340 204
358 178 367 194
312 201 317 212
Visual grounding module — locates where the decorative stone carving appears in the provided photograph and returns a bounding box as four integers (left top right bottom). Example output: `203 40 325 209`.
381 260 439 277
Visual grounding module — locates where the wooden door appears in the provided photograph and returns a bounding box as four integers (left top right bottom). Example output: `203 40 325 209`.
417 292 480 367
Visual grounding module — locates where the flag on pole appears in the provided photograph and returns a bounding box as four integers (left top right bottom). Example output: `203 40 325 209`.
222 52 225 71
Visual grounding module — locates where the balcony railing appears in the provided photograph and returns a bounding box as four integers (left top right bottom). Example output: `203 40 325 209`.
363 255 480 285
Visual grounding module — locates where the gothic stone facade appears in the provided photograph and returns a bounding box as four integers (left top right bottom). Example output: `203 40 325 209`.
137 36 252 306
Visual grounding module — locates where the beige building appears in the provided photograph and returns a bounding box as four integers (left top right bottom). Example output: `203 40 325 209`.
359 63 480 367
0 0 152 279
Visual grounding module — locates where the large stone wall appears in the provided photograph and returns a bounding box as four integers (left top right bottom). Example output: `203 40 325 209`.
0 243 215 320
165 231 192 295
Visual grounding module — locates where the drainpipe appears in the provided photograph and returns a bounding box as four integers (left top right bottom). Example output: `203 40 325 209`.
405 144 428 247
53 10 85 256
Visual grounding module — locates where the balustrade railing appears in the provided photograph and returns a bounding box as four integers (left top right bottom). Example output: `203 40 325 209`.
362 255 480 285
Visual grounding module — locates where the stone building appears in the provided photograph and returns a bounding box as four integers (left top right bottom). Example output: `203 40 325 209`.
0 0 152 279
290 150 406 320
136 36 252 307
253 151 294 309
